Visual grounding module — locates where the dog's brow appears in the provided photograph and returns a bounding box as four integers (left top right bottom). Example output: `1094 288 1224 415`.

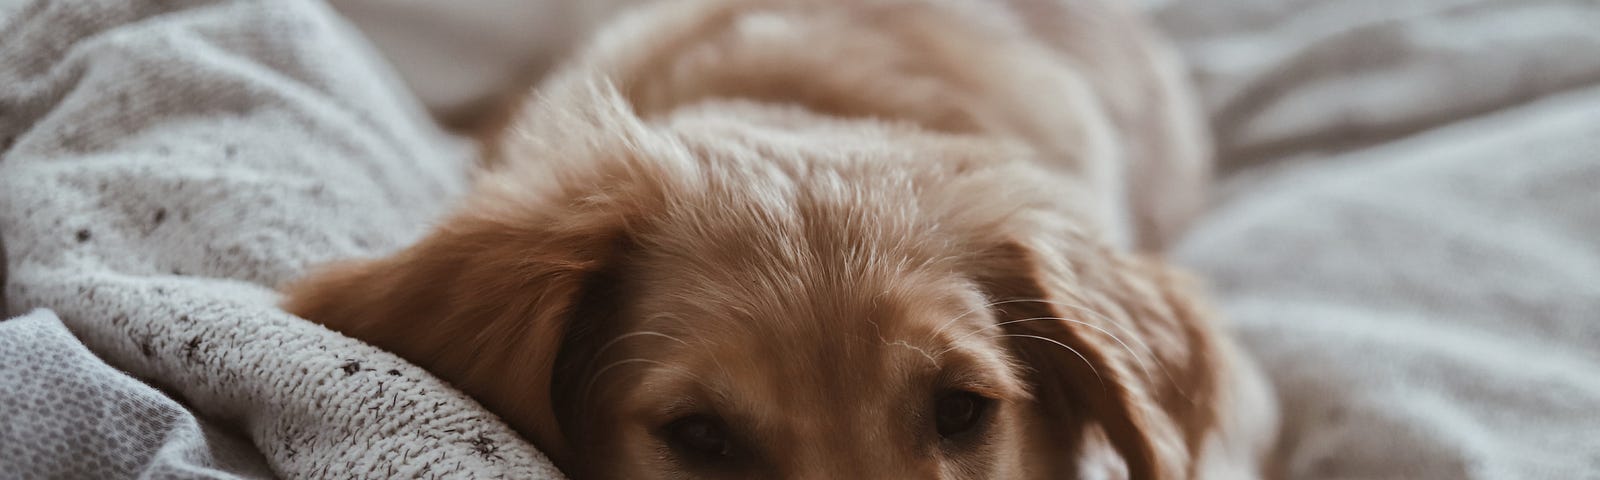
887 338 939 365
866 317 940 366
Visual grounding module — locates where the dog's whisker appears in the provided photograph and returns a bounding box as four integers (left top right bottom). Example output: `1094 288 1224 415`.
1013 299 1194 403
926 297 1043 343
941 315 1155 386
962 298 1193 403
592 330 691 361
987 334 1106 391
580 357 708 409
581 331 697 411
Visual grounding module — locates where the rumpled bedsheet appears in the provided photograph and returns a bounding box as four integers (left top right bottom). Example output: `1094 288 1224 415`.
1160 0 1600 478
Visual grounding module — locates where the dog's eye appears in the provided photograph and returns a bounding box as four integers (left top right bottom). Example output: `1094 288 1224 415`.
664 415 735 461
935 391 991 438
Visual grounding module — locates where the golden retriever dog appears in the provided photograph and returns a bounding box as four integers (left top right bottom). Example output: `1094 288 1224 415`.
284 0 1277 478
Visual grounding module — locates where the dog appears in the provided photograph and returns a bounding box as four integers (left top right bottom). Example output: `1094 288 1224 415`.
283 0 1278 478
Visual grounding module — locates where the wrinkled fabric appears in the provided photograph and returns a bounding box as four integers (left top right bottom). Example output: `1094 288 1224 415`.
1176 86 1600 480
1160 0 1600 477
0 0 560 478
0 309 274 479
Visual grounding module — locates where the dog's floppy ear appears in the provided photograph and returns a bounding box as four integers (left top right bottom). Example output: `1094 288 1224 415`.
281 198 629 468
282 79 685 469
976 227 1224 480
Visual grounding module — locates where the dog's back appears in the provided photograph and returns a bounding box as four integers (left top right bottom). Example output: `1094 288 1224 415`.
488 0 1209 250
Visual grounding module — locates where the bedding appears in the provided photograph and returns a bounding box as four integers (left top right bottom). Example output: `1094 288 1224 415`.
1158 0 1600 478
0 309 274 478
1 0 1597 478
0 0 556 478
1177 87 1600 479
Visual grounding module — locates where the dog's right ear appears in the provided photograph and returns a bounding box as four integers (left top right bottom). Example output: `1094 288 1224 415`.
282 78 688 470
968 215 1227 480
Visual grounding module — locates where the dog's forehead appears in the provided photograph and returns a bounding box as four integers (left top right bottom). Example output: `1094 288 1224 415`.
635 258 975 352
626 261 1010 395
623 183 1007 378
631 283 972 420
611 148 1032 419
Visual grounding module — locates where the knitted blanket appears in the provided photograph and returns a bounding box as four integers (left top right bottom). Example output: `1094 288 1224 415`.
0 0 559 478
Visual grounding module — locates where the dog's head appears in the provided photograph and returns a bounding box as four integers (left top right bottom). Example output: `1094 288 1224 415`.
283 81 1227 479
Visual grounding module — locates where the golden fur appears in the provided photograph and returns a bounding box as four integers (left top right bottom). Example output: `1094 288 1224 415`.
283 0 1276 478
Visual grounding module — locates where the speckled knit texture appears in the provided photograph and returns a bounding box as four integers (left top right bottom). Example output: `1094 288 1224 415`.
0 0 561 478
0 309 275 479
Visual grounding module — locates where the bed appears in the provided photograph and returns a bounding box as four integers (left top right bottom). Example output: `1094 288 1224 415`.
1 0 1596 478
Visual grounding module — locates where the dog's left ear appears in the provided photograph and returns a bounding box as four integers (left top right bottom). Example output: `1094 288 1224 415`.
281 192 635 467
974 226 1226 480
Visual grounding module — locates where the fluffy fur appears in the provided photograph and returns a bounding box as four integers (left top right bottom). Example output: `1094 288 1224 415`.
283 0 1277 478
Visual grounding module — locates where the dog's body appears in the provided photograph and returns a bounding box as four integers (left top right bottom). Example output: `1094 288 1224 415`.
284 0 1277 478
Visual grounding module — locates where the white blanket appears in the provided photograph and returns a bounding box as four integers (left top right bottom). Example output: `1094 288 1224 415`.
0 309 275 478
0 0 557 478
